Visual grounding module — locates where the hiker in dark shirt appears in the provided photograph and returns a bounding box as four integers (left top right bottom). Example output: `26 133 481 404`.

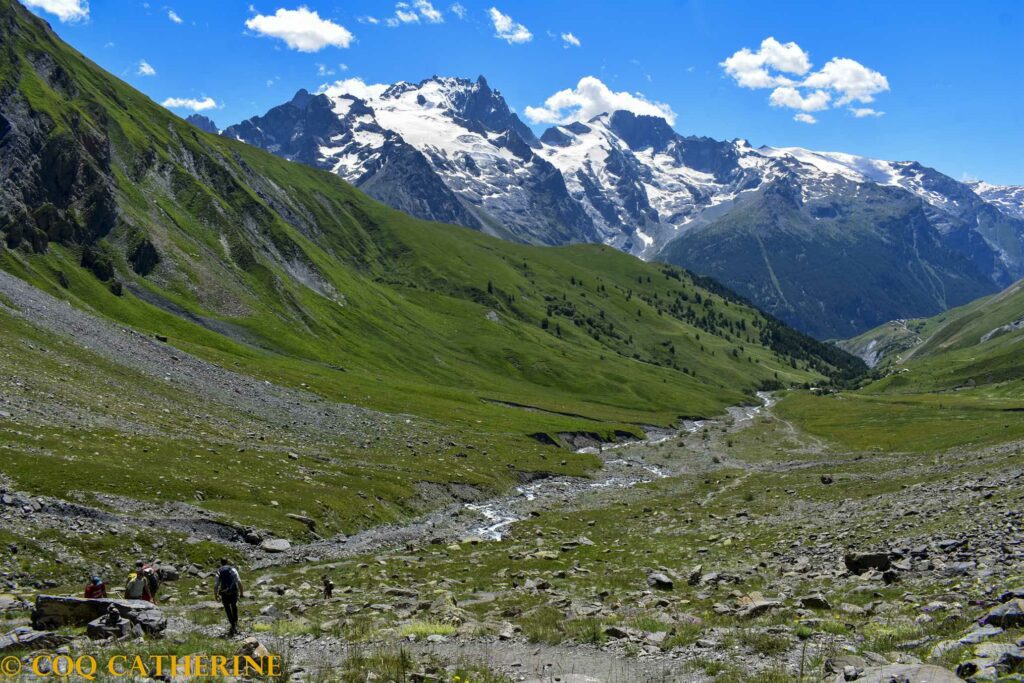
142 563 160 603
321 574 334 600
213 558 244 636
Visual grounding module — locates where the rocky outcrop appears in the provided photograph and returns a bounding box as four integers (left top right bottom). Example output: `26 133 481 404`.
0 41 118 255
0 627 72 653
830 664 960 683
30 595 166 634
844 551 894 574
184 114 218 134
261 538 291 553
980 598 1024 628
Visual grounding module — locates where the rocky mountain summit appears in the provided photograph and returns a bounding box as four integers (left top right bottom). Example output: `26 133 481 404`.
225 76 1024 338
224 77 597 245
184 114 218 134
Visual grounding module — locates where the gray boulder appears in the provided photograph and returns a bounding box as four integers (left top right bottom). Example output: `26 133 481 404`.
980 598 1024 628
956 642 1024 678
844 551 893 574
798 593 832 610
0 627 72 653
829 664 960 682
261 538 291 553
156 565 180 582
646 571 674 590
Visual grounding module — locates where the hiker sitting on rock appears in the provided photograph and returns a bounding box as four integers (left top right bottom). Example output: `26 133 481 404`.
125 564 154 603
84 576 107 599
214 558 244 637
322 575 334 600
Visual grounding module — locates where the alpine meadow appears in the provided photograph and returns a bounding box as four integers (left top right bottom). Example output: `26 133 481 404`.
0 1 1022 682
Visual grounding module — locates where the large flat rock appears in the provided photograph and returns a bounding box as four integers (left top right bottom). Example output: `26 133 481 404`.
31 595 165 633
0 627 72 653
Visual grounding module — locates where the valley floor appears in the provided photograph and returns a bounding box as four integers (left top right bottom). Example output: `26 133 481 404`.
2 380 1022 681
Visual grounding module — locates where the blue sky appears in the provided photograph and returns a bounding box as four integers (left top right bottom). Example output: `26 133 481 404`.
25 0 1024 184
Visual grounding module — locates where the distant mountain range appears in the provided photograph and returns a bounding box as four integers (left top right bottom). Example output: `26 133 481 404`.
0 0 860 434
219 75 1024 339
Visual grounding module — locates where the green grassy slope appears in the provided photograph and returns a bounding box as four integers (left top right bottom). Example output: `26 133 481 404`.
0 0 861 440
657 177 996 340
841 278 1024 393
779 278 1024 454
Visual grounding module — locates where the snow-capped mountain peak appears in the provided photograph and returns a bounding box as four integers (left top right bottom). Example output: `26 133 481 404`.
238 76 596 244
970 181 1024 221
223 74 1024 336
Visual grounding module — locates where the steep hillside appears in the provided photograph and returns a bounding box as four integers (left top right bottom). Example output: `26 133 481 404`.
0 0 860 442
657 176 996 339
841 278 1024 394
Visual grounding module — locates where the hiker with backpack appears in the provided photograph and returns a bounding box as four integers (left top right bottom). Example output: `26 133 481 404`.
125 561 160 603
143 563 160 603
321 574 334 600
84 576 107 599
124 565 153 603
213 558 243 636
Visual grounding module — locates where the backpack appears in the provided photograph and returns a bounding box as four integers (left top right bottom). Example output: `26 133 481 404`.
217 566 239 596
125 577 148 600
144 569 160 595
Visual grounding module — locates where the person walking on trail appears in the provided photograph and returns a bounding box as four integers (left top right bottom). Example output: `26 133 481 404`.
125 566 153 603
84 576 107 599
214 558 243 637
142 563 160 603
321 574 334 600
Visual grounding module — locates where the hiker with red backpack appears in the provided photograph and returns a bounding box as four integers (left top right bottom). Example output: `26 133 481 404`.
213 558 244 637
124 564 153 603
124 560 160 604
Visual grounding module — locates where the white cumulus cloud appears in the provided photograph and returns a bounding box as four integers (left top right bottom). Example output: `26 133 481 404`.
167 9 182 24
22 0 89 22
450 2 466 19
245 7 353 52
793 113 817 124
136 60 156 76
415 0 443 23
524 76 676 126
802 57 889 105
561 32 580 48
721 37 810 89
850 106 884 118
382 1 444 27
769 86 830 112
161 96 218 111
488 7 531 44
317 77 389 102
722 37 889 124
389 3 419 25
